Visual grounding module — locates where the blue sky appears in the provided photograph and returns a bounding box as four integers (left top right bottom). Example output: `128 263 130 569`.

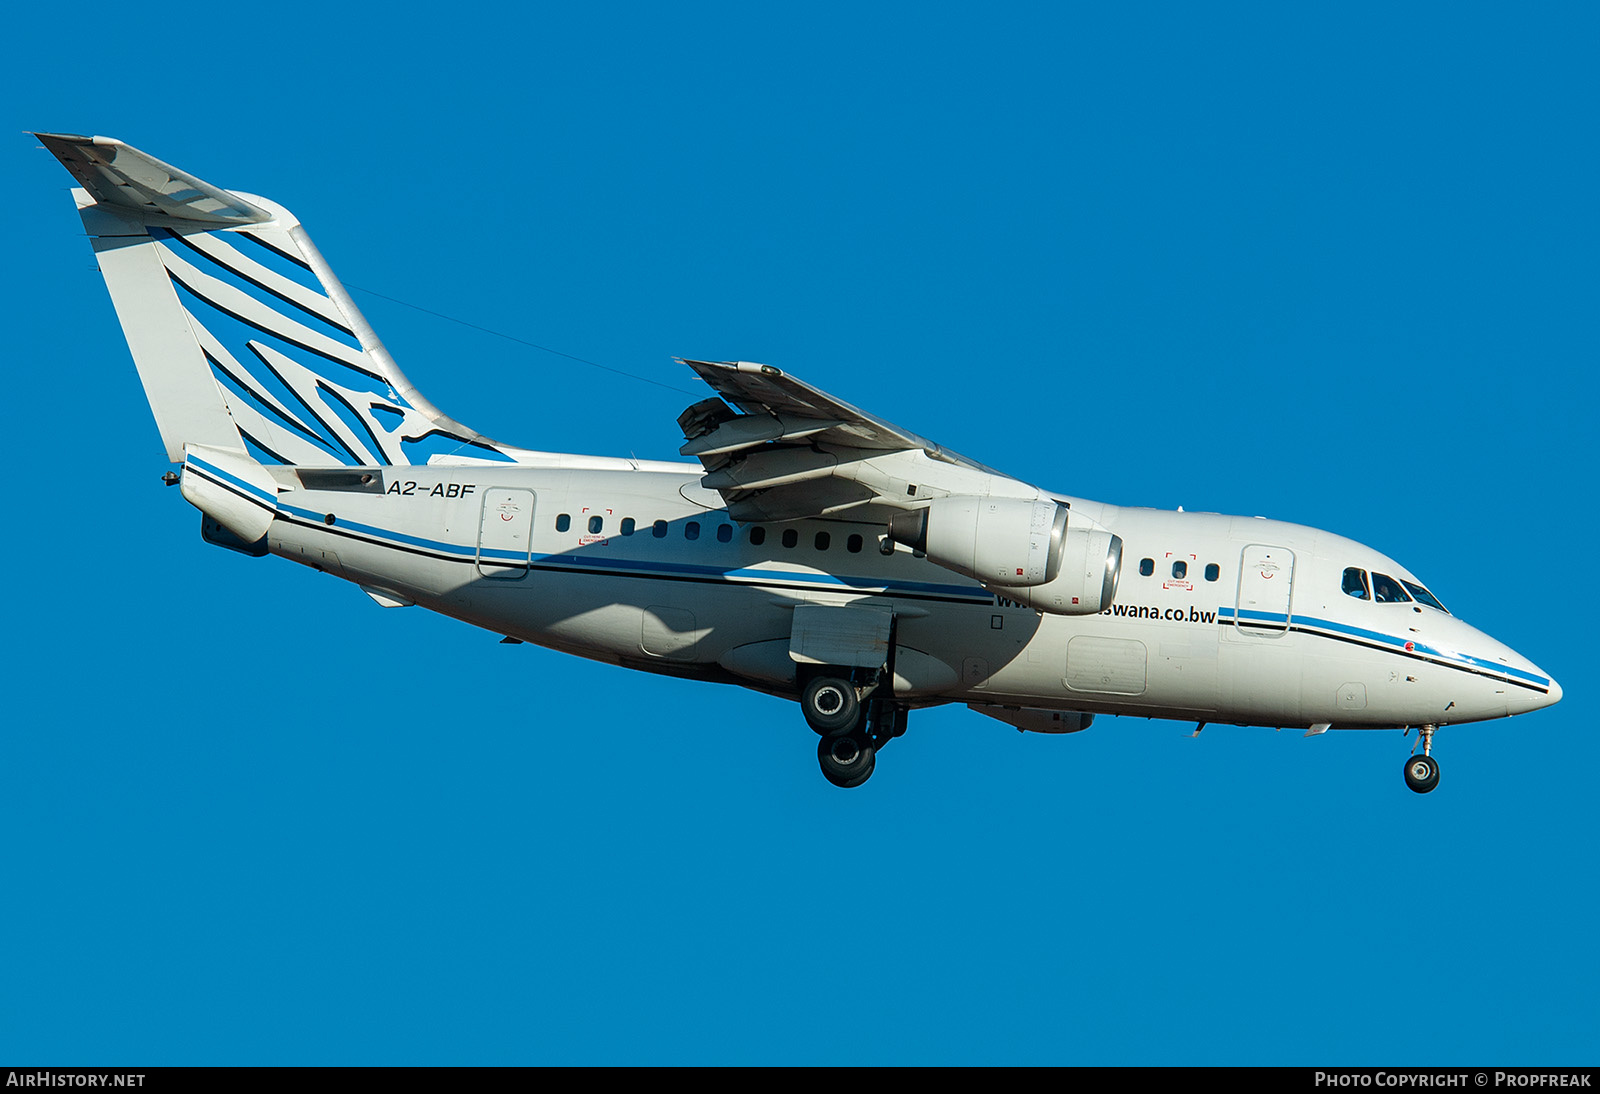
3 2 1595 1065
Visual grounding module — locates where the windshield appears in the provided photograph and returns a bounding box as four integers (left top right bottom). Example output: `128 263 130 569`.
1342 565 1452 614
1371 572 1412 604
1401 579 1449 614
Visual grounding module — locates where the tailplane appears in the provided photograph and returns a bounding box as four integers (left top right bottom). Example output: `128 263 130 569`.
38 133 516 468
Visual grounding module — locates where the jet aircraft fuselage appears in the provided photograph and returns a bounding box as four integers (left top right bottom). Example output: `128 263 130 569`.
41 131 1560 792
264 459 1555 738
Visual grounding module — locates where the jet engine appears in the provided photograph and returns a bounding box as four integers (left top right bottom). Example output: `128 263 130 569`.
988 525 1122 615
886 496 1122 615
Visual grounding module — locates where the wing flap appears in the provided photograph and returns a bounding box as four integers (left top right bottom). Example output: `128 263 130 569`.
677 359 1016 524
679 359 937 454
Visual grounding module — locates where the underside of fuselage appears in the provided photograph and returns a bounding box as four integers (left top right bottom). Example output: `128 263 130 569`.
257 463 1558 741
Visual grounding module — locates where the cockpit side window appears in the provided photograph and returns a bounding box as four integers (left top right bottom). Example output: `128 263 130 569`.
1401 579 1449 614
1342 567 1370 600
1371 572 1412 604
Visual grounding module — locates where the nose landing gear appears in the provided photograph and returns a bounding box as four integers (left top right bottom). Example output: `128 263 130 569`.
1403 725 1441 794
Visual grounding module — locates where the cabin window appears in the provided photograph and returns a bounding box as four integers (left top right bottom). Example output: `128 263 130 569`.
620 517 636 536
815 531 831 551
1371 572 1412 604
782 528 798 549
749 526 766 546
1342 567 1370 600
652 520 668 538
587 515 603 534
847 534 863 554
555 513 571 532
716 524 733 543
685 521 701 541
1401 579 1449 614
1204 563 1219 582
1139 558 1154 577
1172 561 1187 580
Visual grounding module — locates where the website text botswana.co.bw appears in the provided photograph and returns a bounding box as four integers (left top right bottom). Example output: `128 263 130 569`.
1102 603 1218 625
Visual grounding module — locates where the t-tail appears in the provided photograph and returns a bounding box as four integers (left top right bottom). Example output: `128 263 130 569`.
37 132 524 548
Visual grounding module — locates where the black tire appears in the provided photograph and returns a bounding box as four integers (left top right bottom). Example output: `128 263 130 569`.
818 732 876 788
802 676 864 737
1403 754 1440 794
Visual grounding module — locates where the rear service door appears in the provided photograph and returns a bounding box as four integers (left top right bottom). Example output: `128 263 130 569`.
478 489 535 578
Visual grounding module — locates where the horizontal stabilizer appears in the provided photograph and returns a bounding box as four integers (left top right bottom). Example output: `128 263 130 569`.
36 133 270 225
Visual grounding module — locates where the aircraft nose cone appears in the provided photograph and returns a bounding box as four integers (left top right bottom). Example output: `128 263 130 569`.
1489 634 1559 716
1510 659 1560 714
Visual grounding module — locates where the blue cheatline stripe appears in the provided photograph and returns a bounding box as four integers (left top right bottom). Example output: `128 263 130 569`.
1217 606 1550 688
532 549 991 598
185 455 279 509
270 502 993 600
277 501 484 555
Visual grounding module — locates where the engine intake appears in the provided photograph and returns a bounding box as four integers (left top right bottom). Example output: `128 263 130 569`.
990 527 1123 615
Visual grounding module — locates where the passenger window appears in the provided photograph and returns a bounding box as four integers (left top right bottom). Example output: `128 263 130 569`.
815 531 831 551
1139 558 1154 577
685 521 700 541
620 517 635 536
716 524 733 543
749 527 766 546
1371 572 1412 604
1342 567 1370 600
782 529 798 549
1172 561 1187 580
1204 563 1219 582
555 513 570 532
587 515 603 534
847 534 863 554
652 520 668 538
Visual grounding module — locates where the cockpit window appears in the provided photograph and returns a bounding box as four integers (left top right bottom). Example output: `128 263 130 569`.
1342 567 1370 600
1371 572 1412 604
1401 579 1449 614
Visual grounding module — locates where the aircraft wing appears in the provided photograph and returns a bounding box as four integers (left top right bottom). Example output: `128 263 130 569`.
677 359 1024 523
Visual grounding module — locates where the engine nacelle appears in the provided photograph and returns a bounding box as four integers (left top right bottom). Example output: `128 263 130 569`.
886 495 1123 616
886 496 1068 586
989 527 1123 616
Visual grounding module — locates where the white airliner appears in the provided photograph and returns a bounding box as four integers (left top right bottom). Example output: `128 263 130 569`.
38 132 1561 792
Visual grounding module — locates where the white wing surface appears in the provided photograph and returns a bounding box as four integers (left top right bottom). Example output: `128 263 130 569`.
677 358 1022 523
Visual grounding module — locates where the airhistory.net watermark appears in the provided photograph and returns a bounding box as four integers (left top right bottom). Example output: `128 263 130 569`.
5 1074 145 1088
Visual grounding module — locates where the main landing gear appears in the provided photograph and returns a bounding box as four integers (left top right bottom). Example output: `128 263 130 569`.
801 671 908 789
1403 725 1441 794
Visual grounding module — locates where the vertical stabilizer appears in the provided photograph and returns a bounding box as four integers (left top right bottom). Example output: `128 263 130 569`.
38 133 517 469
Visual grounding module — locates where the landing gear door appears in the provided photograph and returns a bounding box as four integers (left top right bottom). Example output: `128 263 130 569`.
789 603 893 668
478 488 535 578
1235 545 1294 636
